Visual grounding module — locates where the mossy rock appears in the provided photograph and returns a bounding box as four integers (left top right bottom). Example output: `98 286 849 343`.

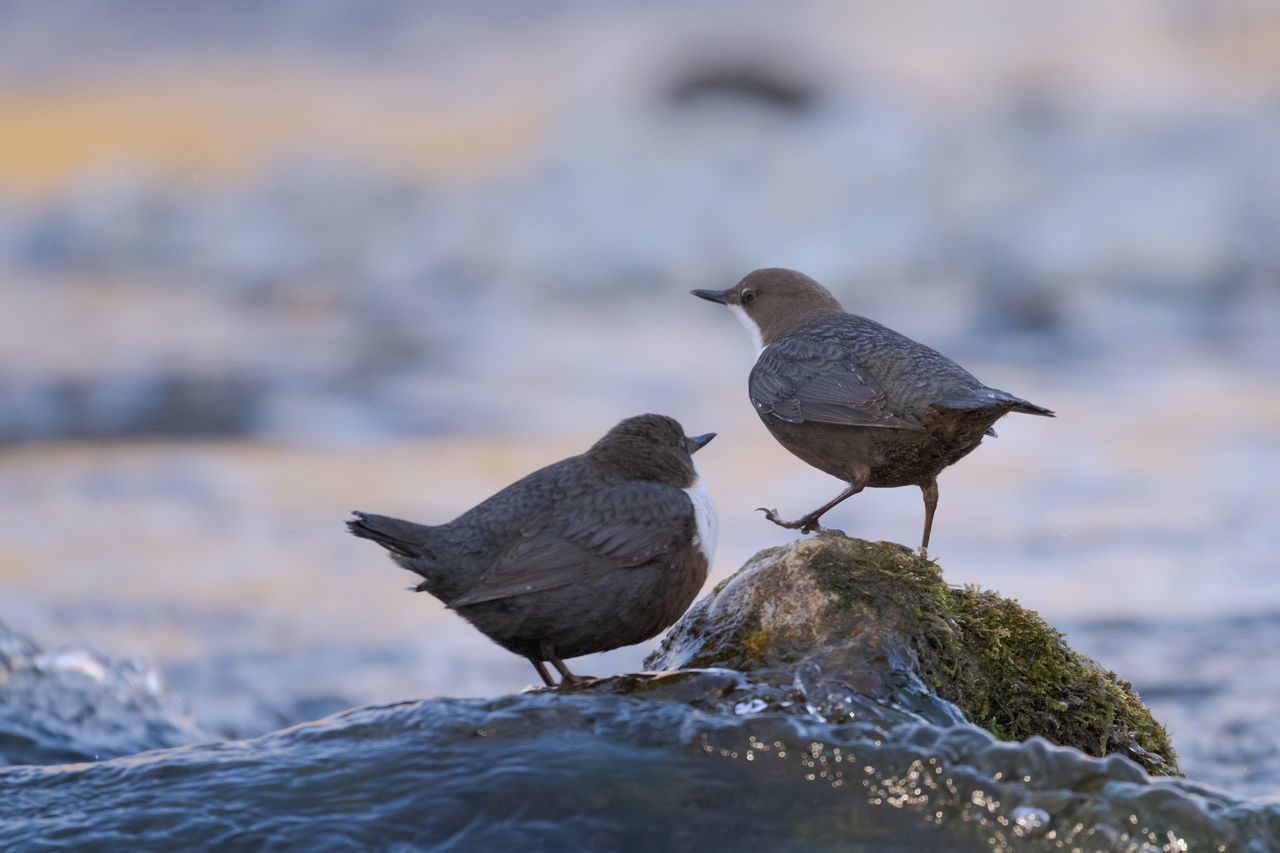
645 535 1178 776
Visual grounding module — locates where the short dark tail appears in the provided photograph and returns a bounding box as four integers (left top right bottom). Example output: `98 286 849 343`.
346 511 434 560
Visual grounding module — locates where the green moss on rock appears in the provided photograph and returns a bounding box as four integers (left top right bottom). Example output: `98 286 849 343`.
646 535 1177 776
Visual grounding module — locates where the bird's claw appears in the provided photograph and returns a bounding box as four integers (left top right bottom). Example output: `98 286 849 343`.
758 507 842 537
757 507 796 528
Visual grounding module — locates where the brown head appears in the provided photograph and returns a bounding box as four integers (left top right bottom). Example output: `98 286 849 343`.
586 413 716 487
691 268 846 351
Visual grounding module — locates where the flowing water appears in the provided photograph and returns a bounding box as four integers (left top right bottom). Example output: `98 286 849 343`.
4 646 1279 851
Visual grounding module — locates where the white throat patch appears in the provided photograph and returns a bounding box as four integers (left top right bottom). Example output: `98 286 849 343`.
683 460 718 564
727 304 765 358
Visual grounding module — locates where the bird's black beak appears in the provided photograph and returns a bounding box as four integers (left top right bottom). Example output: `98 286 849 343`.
690 288 728 305
688 432 716 453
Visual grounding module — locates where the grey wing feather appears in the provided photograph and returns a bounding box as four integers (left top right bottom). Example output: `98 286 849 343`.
448 483 694 608
750 338 921 430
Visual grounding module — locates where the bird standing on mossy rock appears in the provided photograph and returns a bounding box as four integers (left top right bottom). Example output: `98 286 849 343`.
348 413 717 687
693 267 1053 550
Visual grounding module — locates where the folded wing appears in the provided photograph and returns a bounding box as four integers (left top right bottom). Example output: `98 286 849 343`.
448 482 696 608
749 337 921 429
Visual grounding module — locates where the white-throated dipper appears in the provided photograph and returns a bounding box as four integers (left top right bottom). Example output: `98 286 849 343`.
347 414 717 687
692 268 1052 550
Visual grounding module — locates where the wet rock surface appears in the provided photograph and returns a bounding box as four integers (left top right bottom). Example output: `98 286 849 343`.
645 536 1177 776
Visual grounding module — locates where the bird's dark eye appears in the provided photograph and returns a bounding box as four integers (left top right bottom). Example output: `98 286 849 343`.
741 290 755 305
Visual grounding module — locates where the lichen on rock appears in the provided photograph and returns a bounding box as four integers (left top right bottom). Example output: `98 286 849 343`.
644 535 1178 776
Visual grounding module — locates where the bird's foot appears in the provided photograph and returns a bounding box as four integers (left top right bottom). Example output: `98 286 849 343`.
757 506 803 529
757 507 843 537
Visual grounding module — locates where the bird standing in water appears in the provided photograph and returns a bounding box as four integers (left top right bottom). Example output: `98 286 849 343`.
693 268 1052 550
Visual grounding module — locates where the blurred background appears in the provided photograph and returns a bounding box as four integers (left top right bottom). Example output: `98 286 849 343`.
1 0 1278 795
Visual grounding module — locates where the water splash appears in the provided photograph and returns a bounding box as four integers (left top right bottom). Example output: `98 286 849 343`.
0 622 211 766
